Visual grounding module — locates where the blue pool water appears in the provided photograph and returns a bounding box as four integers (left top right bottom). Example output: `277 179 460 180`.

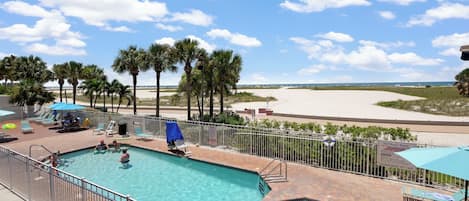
59 147 269 201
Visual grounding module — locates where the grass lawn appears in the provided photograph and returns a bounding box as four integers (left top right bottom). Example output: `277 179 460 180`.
304 86 469 116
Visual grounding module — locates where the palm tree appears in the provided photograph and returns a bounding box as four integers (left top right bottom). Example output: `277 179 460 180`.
52 63 69 102
79 79 99 108
2 55 18 86
109 79 121 112
455 68 469 97
112 46 149 115
148 43 177 117
213 50 242 113
66 61 85 104
177 70 204 117
16 55 53 83
116 83 132 112
174 38 204 120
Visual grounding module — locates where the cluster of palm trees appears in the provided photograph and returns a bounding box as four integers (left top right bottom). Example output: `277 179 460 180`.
0 55 55 113
52 62 133 112
112 38 242 120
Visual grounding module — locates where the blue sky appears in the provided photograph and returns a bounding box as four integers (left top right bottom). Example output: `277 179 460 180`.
0 0 468 86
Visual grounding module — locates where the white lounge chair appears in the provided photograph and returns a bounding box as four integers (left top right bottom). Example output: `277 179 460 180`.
93 123 105 135
105 120 116 136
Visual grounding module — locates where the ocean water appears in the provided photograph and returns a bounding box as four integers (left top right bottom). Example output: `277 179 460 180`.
59 147 269 201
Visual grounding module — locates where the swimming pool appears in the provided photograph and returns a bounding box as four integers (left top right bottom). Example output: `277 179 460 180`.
59 146 269 201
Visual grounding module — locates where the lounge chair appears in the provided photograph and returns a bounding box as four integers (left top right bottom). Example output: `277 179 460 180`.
21 120 34 133
93 123 105 135
27 110 47 121
42 113 61 126
105 120 116 136
134 127 153 140
32 112 51 123
402 186 465 201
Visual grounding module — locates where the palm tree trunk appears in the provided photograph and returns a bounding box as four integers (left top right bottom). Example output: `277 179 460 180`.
197 95 201 116
186 71 192 120
89 95 93 108
93 94 98 108
132 74 137 115
111 95 114 113
72 84 77 104
103 90 106 112
117 100 121 112
220 80 224 113
209 77 214 119
156 71 161 117
59 84 63 102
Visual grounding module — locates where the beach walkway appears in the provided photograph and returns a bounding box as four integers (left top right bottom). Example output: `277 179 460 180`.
0 120 453 201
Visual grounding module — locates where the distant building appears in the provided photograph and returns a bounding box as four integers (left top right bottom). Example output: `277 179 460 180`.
461 45 469 60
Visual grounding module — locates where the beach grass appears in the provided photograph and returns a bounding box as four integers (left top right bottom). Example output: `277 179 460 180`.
303 86 469 116
61 92 276 108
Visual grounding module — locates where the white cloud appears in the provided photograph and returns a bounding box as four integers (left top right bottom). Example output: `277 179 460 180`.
359 40 415 49
388 52 443 66
206 29 262 47
156 23 182 32
2 1 51 18
298 64 335 75
154 37 176 46
407 3 469 27
378 0 425 6
103 25 132 32
0 2 86 56
280 0 371 13
291 35 442 72
27 43 86 56
39 0 168 29
170 9 213 27
432 32 469 56
379 11 395 20
186 35 216 52
315 32 354 42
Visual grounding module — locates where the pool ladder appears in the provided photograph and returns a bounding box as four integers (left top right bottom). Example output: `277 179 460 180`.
259 158 288 183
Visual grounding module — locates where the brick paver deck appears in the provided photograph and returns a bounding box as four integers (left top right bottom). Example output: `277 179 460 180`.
1 120 451 201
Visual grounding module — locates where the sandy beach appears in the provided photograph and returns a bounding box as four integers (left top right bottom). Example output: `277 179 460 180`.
231 88 469 122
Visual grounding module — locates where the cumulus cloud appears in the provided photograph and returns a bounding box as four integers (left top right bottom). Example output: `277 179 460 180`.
154 37 176 46
186 35 216 52
388 52 443 66
432 32 469 56
378 0 425 6
39 0 168 31
280 0 371 13
407 3 469 27
298 64 336 75
315 32 354 42
249 73 268 84
358 40 415 49
156 23 182 32
291 35 442 72
206 29 262 47
170 9 214 27
27 43 86 56
0 1 86 56
379 11 395 20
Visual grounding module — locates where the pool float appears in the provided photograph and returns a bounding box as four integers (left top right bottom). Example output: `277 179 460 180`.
2 123 17 130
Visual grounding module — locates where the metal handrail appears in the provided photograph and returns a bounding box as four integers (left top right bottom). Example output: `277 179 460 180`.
259 158 280 174
29 144 53 158
259 159 288 182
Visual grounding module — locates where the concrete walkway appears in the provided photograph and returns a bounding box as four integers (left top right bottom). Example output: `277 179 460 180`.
0 184 24 201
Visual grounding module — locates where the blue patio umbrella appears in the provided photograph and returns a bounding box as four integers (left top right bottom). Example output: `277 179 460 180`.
0 109 15 117
49 102 66 110
397 146 469 201
52 103 85 111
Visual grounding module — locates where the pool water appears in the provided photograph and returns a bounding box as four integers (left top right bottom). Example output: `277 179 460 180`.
59 147 269 201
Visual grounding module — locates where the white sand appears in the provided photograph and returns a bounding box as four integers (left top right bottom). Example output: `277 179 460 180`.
231 88 469 122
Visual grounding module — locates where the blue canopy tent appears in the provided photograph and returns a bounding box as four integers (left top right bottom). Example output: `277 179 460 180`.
397 146 469 201
166 121 184 145
0 110 15 117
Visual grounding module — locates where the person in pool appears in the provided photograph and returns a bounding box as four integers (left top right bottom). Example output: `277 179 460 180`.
95 140 108 151
120 149 129 164
111 140 120 152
